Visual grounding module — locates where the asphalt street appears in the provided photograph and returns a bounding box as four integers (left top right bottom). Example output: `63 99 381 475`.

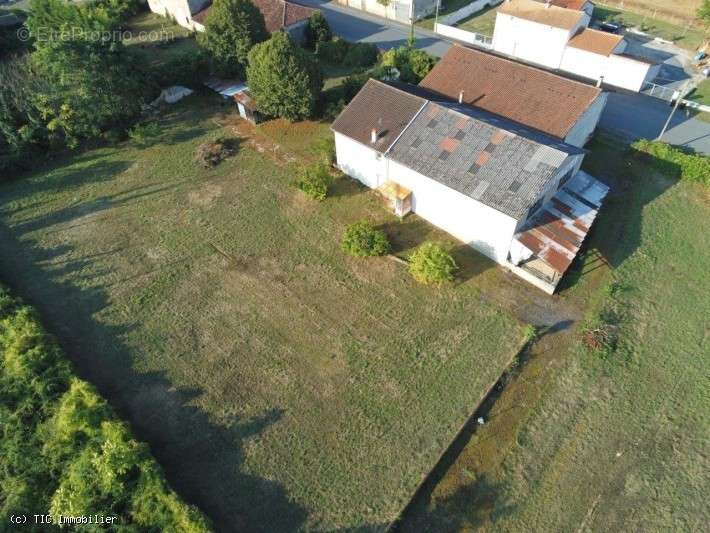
301 0 710 154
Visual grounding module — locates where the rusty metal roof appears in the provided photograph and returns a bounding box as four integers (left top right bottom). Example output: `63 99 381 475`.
513 170 609 274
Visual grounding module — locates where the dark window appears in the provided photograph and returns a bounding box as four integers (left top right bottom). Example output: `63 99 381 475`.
427 119 438 128
484 142 496 153
454 129 466 140
438 151 450 160
508 180 521 192
469 162 480 174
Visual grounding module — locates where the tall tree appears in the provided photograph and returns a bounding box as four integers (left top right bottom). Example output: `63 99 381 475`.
247 31 322 121
197 0 269 78
25 0 147 147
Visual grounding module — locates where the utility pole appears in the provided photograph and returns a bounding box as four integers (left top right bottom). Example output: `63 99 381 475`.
408 0 415 47
434 0 441 30
657 80 690 141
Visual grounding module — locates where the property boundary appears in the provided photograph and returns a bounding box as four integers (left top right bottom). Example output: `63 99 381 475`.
434 22 492 48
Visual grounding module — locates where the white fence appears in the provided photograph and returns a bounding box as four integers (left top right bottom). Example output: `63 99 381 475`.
439 0 502 25
434 22 493 48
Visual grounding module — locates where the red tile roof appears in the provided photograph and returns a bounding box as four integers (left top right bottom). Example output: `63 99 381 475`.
568 28 624 56
544 0 590 11
419 46 602 139
499 0 584 30
192 0 315 32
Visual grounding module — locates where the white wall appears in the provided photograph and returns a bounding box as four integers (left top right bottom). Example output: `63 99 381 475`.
564 93 607 147
435 23 493 48
560 47 658 92
148 0 194 29
385 160 519 263
492 13 571 69
334 133 388 190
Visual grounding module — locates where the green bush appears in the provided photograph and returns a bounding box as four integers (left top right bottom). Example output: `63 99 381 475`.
305 11 332 49
316 37 350 64
632 139 710 186
341 220 390 257
151 48 209 88
408 242 458 285
128 122 161 147
312 135 335 165
343 42 379 68
0 285 210 531
381 46 438 83
294 162 333 200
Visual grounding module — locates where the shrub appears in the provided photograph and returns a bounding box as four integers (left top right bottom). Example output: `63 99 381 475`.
343 42 379 68
408 242 458 285
294 162 333 200
151 48 209 88
381 46 438 83
128 122 161 147
247 32 323 121
195 136 238 168
312 136 335 165
0 285 211 531
631 139 710 186
305 11 332 49
341 220 390 257
522 324 538 344
316 37 350 64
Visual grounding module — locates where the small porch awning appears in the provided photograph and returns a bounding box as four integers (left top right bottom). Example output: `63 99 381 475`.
377 181 412 217
511 171 609 280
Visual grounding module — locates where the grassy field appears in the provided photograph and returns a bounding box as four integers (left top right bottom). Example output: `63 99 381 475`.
454 4 501 36
399 135 710 531
594 5 708 51
0 95 527 530
688 78 710 105
124 12 199 67
416 0 479 30
597 0 702 25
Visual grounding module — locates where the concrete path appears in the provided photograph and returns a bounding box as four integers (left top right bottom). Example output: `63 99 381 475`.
303 0 710 154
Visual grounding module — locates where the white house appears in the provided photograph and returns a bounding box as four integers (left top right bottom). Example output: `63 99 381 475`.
491 0 659 91
336 0 437 24
147 0 316 42
418 46 607 148
331 79 609 293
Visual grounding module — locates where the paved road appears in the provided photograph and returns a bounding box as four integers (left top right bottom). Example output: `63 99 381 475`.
304 0 710 154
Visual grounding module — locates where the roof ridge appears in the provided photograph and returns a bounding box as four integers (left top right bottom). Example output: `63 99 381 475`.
449 45 601 95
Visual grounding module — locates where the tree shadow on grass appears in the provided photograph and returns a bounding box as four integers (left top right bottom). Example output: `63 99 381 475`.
559 140 682 293
0 188 310 532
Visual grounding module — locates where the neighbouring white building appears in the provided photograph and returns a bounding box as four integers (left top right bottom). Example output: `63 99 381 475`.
336 0 437 24
492 0 659 91
331 78 609 293
147 0 316 42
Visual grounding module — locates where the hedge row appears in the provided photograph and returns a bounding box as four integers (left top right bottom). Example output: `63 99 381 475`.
632 139 709 186
0 286 211 532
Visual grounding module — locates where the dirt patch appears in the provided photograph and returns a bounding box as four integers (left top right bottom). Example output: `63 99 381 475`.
187 183 223 207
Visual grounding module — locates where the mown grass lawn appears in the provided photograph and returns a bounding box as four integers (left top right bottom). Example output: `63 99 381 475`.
455 4 501 36
124 12 199 67
400 135 710 531
0 95 524 531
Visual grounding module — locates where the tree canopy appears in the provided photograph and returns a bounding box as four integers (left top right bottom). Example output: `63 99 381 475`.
247 31 322 121
197 0 269 78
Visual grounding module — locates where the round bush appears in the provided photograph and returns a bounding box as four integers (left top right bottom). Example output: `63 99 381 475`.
408 242 457 285
294 162 333 200
341 221 390 257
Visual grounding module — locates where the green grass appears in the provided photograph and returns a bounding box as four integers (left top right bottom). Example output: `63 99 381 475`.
400 136 710 531
455 4 500 36
124 12 199 67
593 5 708 51
688 79 710 106
416 0 479 31
0 95 524 530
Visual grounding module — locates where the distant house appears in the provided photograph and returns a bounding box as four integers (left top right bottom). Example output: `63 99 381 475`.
332 78 609 293
419 46 607 147
147 0 316 42
335 0 436 24
491 0 659 91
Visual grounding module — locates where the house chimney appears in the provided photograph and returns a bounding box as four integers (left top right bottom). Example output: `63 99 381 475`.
596 75 604 88
371 128 377 144
545 0 551 7
458 90 464 104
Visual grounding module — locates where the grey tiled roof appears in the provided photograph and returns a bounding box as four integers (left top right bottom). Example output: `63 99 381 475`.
386 101 583 220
